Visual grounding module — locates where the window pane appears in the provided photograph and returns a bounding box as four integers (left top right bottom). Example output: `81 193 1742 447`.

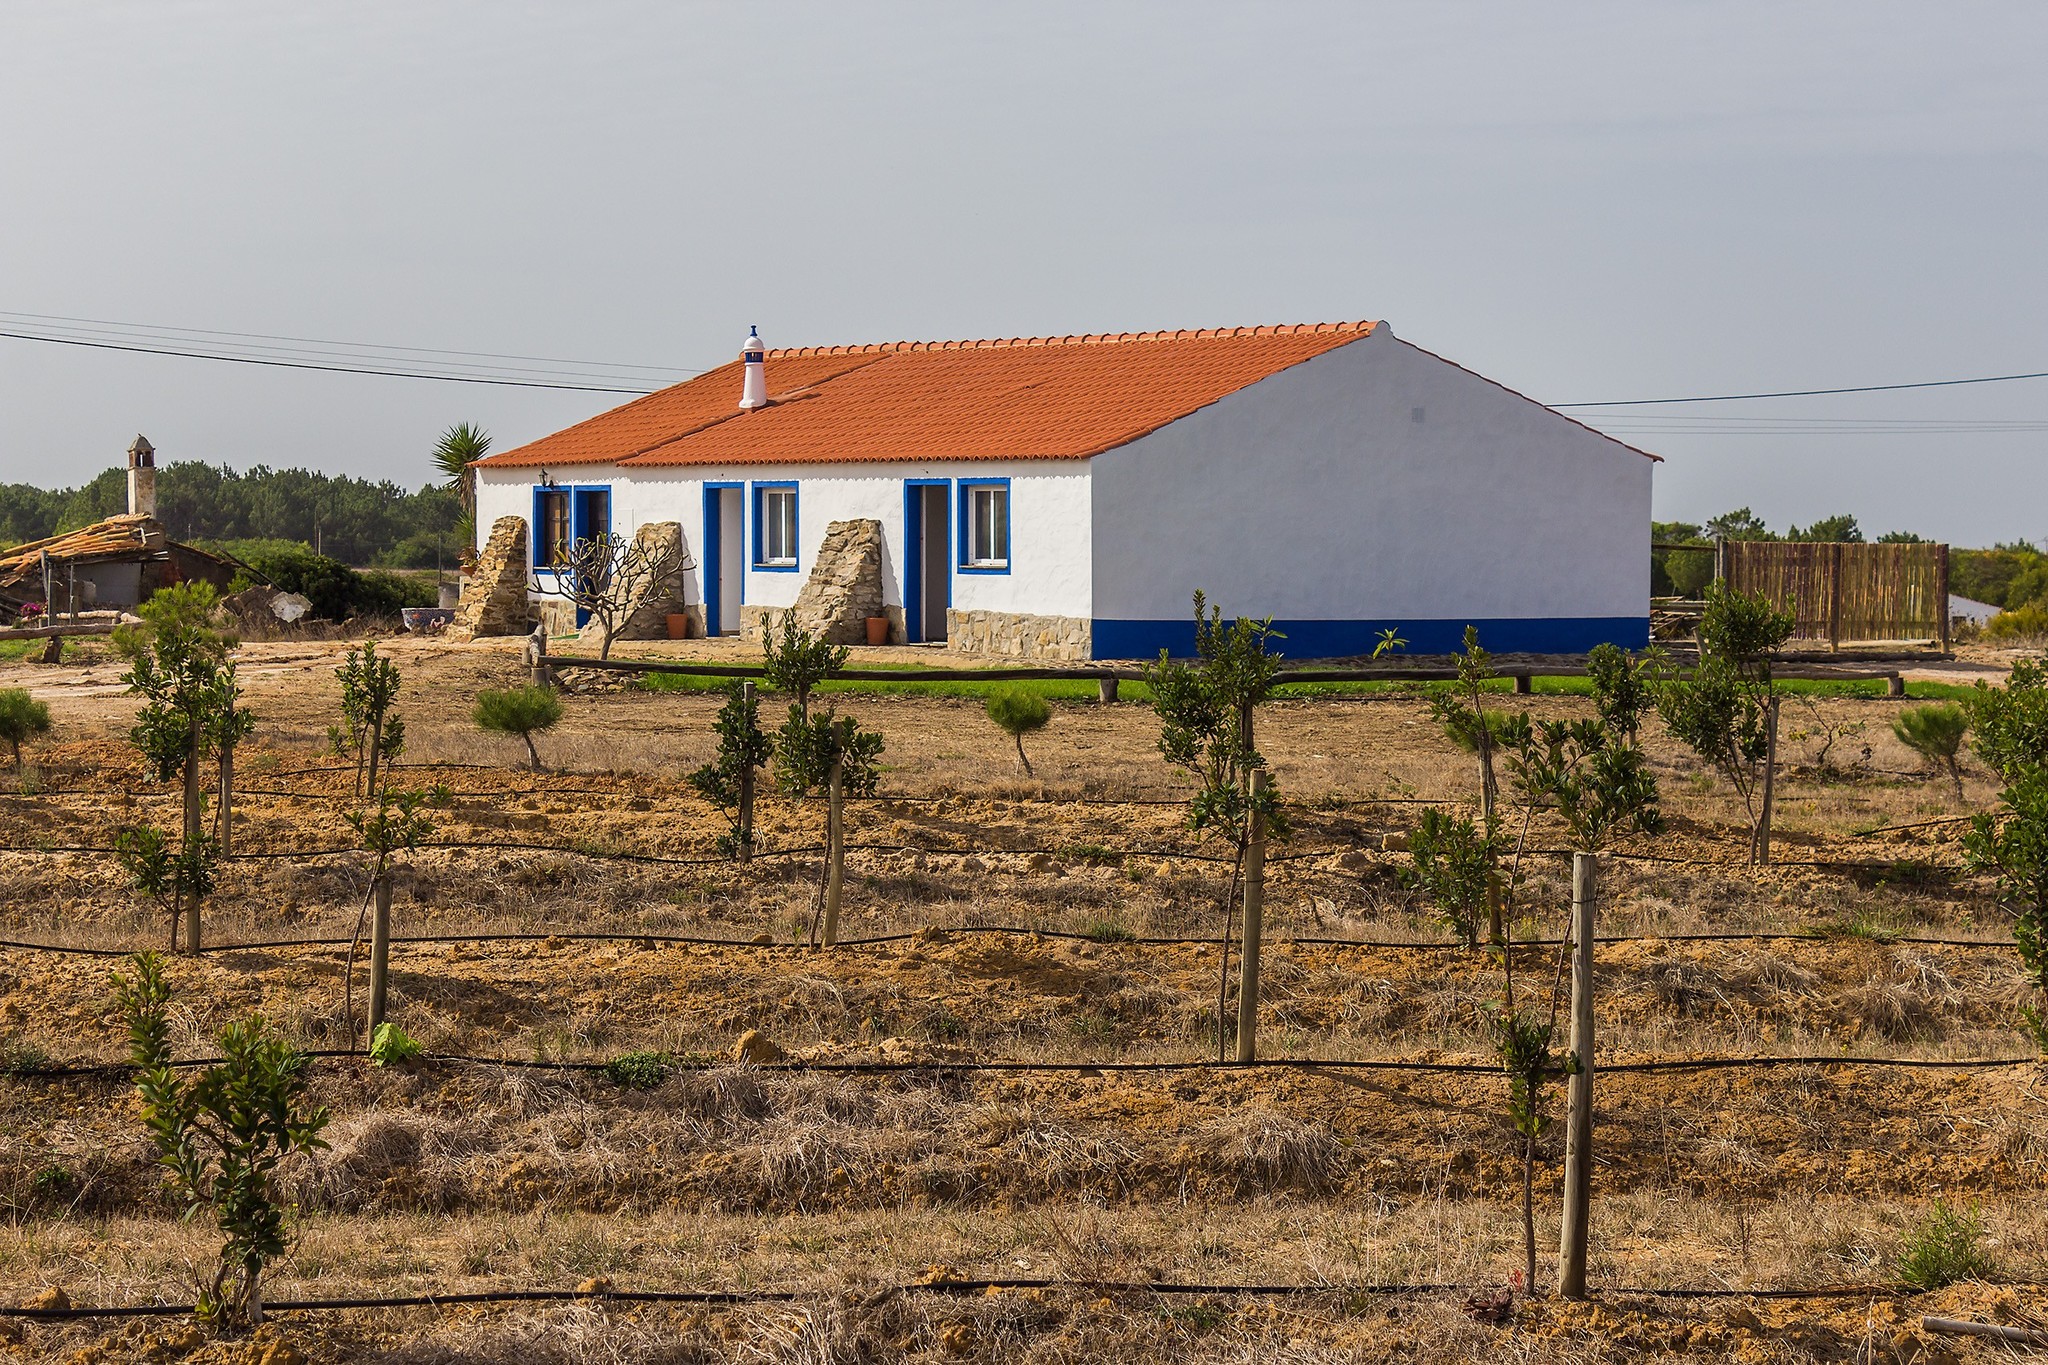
990 489 1008 562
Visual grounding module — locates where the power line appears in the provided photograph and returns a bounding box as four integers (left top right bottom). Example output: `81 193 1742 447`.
1557 370 2048 407
0 309 693 375
0 329 662 395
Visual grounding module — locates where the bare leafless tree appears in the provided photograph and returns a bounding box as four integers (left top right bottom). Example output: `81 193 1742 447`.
532 528 692 659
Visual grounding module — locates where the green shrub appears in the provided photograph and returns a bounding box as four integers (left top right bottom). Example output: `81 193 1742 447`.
986 687 1052 776
1896 1199 1996 1289
604 1050 673 1090
1404 808 1493 948
1892 703 1968 801
111 951 330 1325
1986 602 2048 642
473 686 563 770
229 543 433 621
0 688 51 768
368 1023 423 1066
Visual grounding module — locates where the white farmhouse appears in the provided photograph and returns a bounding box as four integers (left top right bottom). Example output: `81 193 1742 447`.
470 321 1658 660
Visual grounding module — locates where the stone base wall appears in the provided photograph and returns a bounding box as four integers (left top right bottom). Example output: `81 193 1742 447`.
947 610 1091 661
739 604 781 645
789 519 886 645
536 598 579 637
448 517 533 640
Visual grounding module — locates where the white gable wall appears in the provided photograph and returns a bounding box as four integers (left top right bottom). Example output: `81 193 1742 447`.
1087 327 1652 657
474 459 1091 624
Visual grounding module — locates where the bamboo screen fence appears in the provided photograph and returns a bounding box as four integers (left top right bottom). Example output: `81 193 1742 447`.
1722 541 1949 650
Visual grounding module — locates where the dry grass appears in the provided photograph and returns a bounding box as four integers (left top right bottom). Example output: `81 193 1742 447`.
0 641 2042 1359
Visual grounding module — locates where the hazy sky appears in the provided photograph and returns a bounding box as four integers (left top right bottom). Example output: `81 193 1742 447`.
3 2 2045 545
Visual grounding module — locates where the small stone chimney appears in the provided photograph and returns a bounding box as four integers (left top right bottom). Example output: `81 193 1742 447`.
738 326 767 410
126 434 157 518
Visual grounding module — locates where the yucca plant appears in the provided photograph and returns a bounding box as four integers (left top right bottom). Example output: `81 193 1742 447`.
1893 702 1969 802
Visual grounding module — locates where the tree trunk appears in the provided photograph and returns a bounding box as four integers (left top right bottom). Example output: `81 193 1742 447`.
523 733 541 771
1522 1136 1538 1294
1014 733 1033 777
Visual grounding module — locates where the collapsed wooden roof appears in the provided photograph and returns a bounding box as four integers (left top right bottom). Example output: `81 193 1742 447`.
0 514 241 594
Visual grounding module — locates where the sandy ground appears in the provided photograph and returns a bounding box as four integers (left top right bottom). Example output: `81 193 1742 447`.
0 634 2041 1362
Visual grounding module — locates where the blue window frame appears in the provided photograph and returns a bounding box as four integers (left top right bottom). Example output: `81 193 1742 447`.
752 481 799 571
957 478 1010 574
531 483 611 575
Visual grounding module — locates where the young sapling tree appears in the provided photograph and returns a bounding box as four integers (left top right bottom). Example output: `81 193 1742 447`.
1894 702 1970 803
115 824 221 953
119 584 236 953
203 662 256 856
0 687 51 769
112 952 329 1326
986 686 1052 776
473 685 563 770
1651 584 1794 862
1485 698 1661 1296
1968 657 2048 786
688 681 774 858
1404 808 1493 949
345 787 434 1041
1146 592 1289 1061
763 610 847 722
330 641 404 798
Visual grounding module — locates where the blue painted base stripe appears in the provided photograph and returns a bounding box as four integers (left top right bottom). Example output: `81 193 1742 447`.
1090 617 1650 661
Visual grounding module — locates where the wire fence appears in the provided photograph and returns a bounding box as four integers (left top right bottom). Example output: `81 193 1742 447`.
0 1275 2008 1321
4 1046 2034 1083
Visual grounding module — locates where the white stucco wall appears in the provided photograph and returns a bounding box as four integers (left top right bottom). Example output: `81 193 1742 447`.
1086 327 1654 656
473 459 1091 620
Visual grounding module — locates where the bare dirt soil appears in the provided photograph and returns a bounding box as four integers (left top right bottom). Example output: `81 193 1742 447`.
0 636 2043 1362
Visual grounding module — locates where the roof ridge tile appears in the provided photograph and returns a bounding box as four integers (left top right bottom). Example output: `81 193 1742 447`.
764 320 1375 359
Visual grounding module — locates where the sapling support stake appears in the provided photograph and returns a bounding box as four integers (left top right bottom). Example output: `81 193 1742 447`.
182 712 203 954
366 874 393 1040
1755 696 1780 866
822 759 844 947
1234 770 1267 1064
737 681 757 863
1558 851 1596 1299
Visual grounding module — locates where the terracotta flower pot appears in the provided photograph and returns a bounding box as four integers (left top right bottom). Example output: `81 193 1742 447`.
666 613 692 640
865 616 890 646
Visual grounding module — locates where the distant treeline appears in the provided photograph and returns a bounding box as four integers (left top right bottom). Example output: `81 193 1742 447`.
0 461 464 568
1653 507 2046 614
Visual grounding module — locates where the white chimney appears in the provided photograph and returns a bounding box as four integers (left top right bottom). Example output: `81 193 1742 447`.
738 326 767 410
127 434 157 518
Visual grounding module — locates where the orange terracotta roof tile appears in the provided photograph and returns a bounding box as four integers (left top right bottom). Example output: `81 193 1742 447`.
477 323 1381 469
0 515 165 575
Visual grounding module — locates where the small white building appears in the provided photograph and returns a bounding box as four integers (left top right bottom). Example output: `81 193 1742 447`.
472 321 1659 659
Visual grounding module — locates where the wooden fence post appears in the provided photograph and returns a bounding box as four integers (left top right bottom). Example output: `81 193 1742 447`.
738 681 757 861
821 759 844 947
1098 675 1119 705
1558 852 1596 1299
528 627 551 688
1827 543 1844 653
366 873 393 1042
1754 695 1780 866
218 743 235 860
182 714 203 954
1234 770 1268 1064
